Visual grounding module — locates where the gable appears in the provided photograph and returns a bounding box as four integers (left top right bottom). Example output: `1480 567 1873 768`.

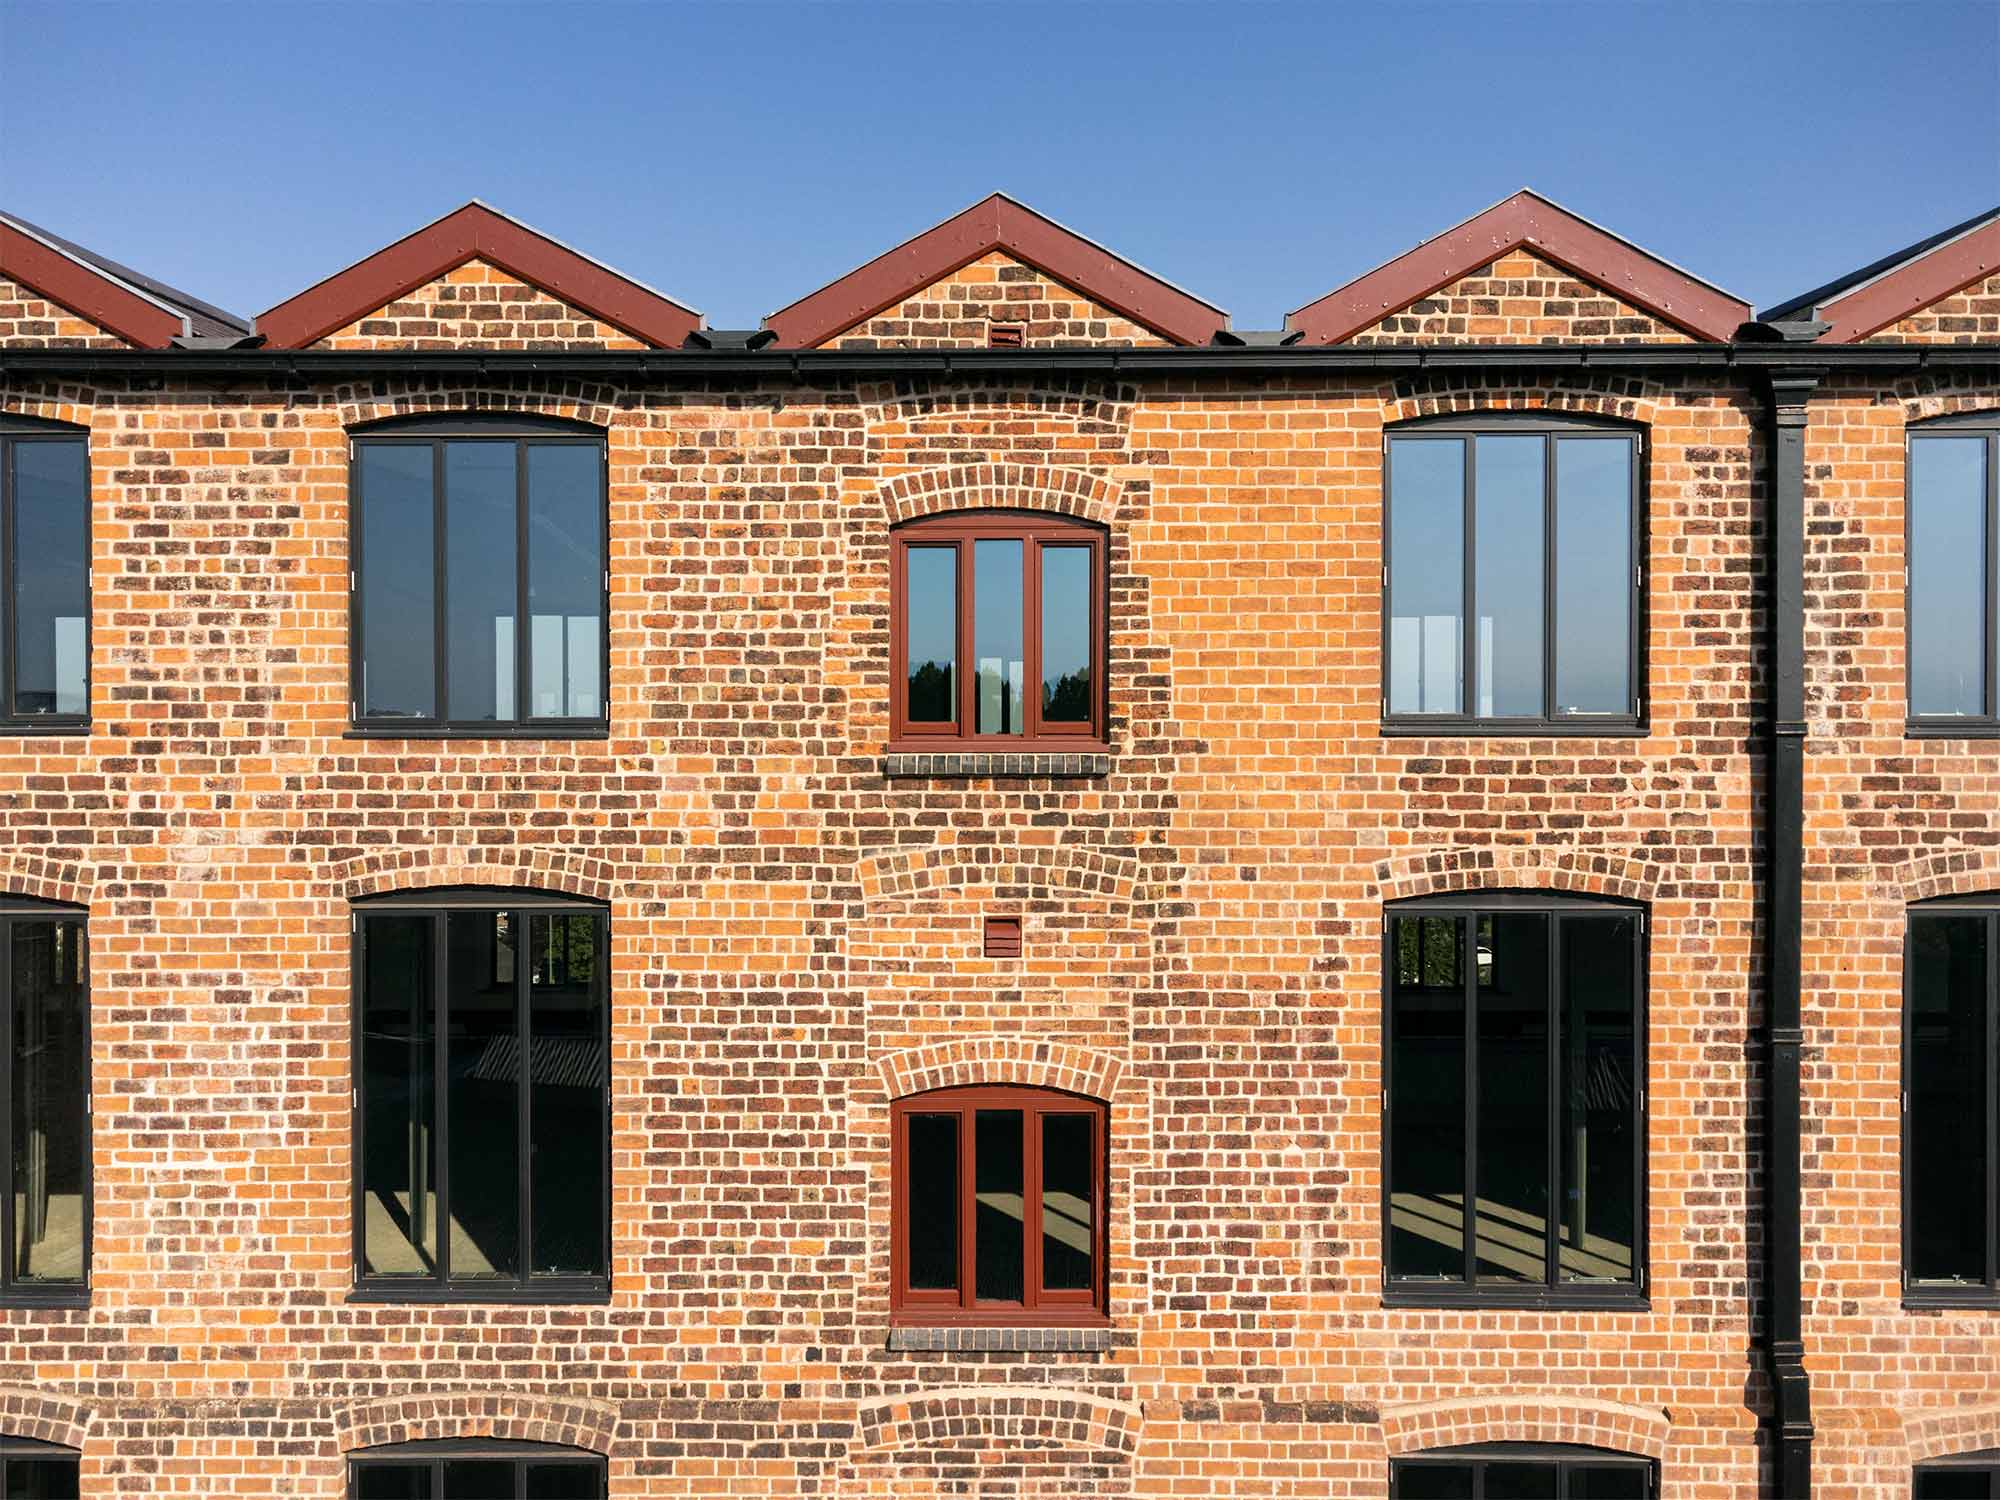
821 252 1175 349
1861 267 2000 343
1346 248 1695 345
0 273 131 348
313 259 647 351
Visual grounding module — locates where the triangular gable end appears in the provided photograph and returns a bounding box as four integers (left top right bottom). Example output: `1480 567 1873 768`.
256 202 702 349
762 193 1229 349
0 217 190 348
1286 190 1750 345
1762 207 2000 343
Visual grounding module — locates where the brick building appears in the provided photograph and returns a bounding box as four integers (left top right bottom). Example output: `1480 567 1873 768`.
0 187 1995 1498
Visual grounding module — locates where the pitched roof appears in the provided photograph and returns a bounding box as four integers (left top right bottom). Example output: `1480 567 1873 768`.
1760 205 2000 340
0 209 250 346
255 201 703 349
761 192 1229 348
1285 189 1751 344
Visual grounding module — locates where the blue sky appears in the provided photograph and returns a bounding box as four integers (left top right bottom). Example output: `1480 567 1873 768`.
2 0 1996 329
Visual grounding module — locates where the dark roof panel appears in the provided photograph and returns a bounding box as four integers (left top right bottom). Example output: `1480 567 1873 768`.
1760 205 2000 323
0 210 250 340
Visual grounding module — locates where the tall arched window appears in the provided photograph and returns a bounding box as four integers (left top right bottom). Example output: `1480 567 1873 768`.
0 416 89 730
353 888 609 1300
890 1085 1107 1324
889 510 1107 748
1385 891 1646 1305
349 1440 604 1498
349 415 607 736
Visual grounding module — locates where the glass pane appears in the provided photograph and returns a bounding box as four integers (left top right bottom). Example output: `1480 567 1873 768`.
1475 912 1550 1283
526 1464 603 1499
974 1108 1024 1301
10 440 88 717
1560 915 1640 1284
445 441 519 723
446 911 519 1280
1040 1113 1093 1291
974 539 1025 735
4 1461 80 1500
442 1460 516 1498
1555 437 1635 715
1909 436 1988 717
1473 435 1544 717
1570 1464 1652 1500
525 445 603 721
1484 1463 1561 1499
906 1113 957 1291
1909 914 1989 1282
905 546 956 723
1914 1470 1994 1500
9 918 86 1283
1040 545 1093 723
354 1465 432 1500
360 916 436 1278
1388 438 1465 714
529 913 605 1278
358 444 437 719
1391 1463 1474 1500
1389 914 1466 1278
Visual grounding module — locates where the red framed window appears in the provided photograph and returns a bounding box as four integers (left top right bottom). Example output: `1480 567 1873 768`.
890 511 1107 749
890 1086 1107 1325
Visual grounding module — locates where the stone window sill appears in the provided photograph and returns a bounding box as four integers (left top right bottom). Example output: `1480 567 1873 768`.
880 749 1112 779
885 1324 1124 1352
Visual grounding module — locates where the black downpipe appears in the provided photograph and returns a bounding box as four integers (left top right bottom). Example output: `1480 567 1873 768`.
1762 367 1822 1497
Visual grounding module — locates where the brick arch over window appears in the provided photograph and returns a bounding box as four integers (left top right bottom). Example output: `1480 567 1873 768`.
1890 378 2000 426
877 1036 1123 1104
0 1387 93 1452
1905 1404 2000 1463
858 841 1140 910
1885 846 2000 906
1379 1395 1670 1460
863 380 1136 436
0 854 91 909
0 393 93 429
852 1387 1142 1458
332 1392 620 1456
1386 379 1665 431
331 382 620 433
875 462 1122 528
1377 844 1661 905
332 847 621 905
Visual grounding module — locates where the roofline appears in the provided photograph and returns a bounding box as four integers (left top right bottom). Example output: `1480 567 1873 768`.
1760 204 2000 322
0 212 190 339
0 210 250 337
459 199 702 318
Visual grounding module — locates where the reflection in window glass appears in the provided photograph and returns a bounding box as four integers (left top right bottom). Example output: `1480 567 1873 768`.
1389 439 1465 714
1040 546 1093 722
975 1109 1024 1301
529 913 604 1278
974 539 1025 735
360 917 435 1278
1389 914 1466 1279
906 1114 958 1290
358 445 437 720
1910 436 1989 718
1909 914 1989 1284
1561 917 1639 1283
446 912 519 1280
905 547 956 723
445 443 519 724
1474 913 1549 1283
9 918 87 1284
1555 438 1635 714
10 440 88 718
1474 436 1544 717
526 446 602 720
1041 1113 1093 1290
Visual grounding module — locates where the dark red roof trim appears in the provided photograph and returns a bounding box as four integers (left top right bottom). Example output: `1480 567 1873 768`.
1286 190 1751 344
1806 214 2000 342
763 193 1228 348
256 202 702 349
0 220 186 348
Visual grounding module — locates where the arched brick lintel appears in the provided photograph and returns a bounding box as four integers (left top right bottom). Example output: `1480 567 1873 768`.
0 391 95 428
858 840 1140 909
1376 845 1661 905
877 1035 1123 1104
877 462 1121 527
0 1388 92 1452
332 1392 620 1456
331 382 620 433
1386 381 1666 431
1379 1395 1670 1460
0 852 92 909
331 847 622 905
1891 380 2000 426
1886 845 2000 906
852 1386 1142 1459
1905 1404 2000 1463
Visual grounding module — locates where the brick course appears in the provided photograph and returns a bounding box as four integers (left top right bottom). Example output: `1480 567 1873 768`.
1345 248 1697 343
0 274 130 348
312 259 648 350
822 252 1172 348
1863 268 2000 342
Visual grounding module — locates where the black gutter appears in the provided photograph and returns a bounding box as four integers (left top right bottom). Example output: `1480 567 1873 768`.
1761 366 1822 1498
2 343 1998 381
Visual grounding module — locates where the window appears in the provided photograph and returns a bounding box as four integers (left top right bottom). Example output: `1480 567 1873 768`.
1916 1452 2000 1500
1906 898 2000 1302
0 900 88 1301
349 1441 604 1498
890 1085 1106 1324
890 511 1106 748
0 1438 79 1499
0 418 89 729
1391 1445 1654 1499
1385 893 1644 1304
1907 415 2000 729
1385 416 1641 731
354 890 608 1299
351 416 607 735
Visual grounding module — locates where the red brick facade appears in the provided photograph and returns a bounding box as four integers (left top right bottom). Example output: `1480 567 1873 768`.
0 196 1994 1497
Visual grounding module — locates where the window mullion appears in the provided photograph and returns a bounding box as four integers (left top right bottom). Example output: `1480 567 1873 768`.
1544 433 1559 723
1987 433 1998 720
958 1104 975 1312
1461 437 1478 720
514 443 531 732
1024 1107 1042 1312
1024 538 1042 741
957 542 974 740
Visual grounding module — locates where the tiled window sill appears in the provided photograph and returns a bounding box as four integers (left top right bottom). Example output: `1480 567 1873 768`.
880 750 1112 779
885 1324 1123 1352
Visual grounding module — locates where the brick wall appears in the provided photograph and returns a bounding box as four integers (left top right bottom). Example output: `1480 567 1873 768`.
821 252 1173 348
1862 269 2000 342
311 260 647 350
0 275 130 347
1344 249 1697 343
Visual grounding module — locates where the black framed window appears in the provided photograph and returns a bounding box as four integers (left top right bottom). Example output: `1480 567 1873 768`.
1392 1445 1654 1499
0 1437 79 1498
0 900 88 1302
1385 892 1644 1306
1385 415 1642 732
349 1441 604 1499
1905 898 2000 1303
354 889 609 1300
351 416 607 736
1917 1452 2000 1499
0 417 89 730
1907 415 2000 732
